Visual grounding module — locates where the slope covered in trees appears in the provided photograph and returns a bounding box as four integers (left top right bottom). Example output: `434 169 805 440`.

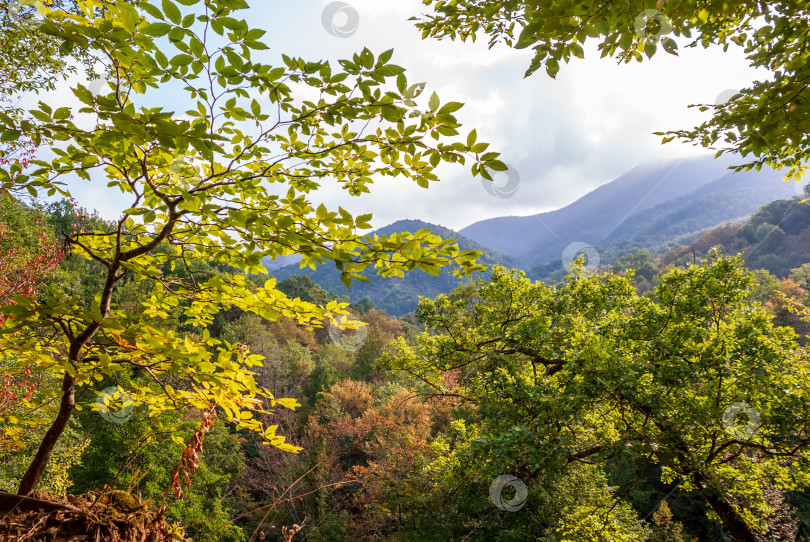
3 197 810 541
660 195 810 279
3 0 810 540
270 219 519 316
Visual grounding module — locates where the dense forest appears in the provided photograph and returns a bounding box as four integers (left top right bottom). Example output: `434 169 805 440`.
4 192 810 541
532 192 810 287
2 0 810 541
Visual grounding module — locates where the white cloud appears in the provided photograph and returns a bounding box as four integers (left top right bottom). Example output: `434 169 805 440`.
33 0 767 233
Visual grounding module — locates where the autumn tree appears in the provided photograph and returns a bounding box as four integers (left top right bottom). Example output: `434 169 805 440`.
390 252 810 541
413 0 809 180
648 501 693 542
0 196 63 318
0 196 62 463
0 0 504 497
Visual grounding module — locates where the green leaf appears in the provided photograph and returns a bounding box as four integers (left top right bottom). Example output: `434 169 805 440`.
488 160 508 171
438 102 463 115
1 129 20 142
378 48 394 65
359 48 374 69
429 91 440 112
516 22 541 49
376 64 404 77
162 0 182 24
662 37 678 55
118 2 141 33
595 17 610 35
219 17 243 31
170 54 193 67
144 22 172 37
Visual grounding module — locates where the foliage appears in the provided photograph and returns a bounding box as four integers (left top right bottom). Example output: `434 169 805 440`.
613 249 656 293
389 252 810 540
648 501 694 542
0 197 74 491
0 0 89 95
0 421 87 495
67 394 246 541
274 220 518 316
7 194 810 538
0 196 63 318
275 220 519 316
413 0 810 180
276 275 340 307
0 0 504 495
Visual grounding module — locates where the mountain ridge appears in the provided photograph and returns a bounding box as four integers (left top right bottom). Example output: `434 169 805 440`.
459 155 797 266
265 156 806 314
263 219 518 316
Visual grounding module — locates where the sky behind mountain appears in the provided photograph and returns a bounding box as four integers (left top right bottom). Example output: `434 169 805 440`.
28 0 780 231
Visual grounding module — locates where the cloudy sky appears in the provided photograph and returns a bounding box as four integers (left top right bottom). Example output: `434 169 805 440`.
34 0 767 232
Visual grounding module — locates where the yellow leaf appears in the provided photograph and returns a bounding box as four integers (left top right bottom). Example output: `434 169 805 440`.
274 398 300 410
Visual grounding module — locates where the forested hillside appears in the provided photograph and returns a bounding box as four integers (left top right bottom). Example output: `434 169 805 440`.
269 220 518 316
5 196 810 542
660 194 810 279
3 0 810 541
530 192 810 286
460 157 798 266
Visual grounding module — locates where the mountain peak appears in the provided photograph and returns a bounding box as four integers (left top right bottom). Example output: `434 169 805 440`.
460 155 795 266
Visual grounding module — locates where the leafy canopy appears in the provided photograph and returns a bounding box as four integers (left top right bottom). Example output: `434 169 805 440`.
0 0 504 492
389 252 810 539
413 0 810 180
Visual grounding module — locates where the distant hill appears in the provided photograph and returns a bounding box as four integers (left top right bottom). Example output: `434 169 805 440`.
602 168 804 248
264 220 518 316
658 195 810 278
264 158 808 313
460 155 799 267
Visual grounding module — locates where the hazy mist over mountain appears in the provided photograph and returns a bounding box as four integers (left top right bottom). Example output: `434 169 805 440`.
267 157 805 314
459 156 798 266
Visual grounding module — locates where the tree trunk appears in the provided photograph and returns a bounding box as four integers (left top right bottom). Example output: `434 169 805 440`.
692 471 761 542
17 372 76 496
0 490 79 512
